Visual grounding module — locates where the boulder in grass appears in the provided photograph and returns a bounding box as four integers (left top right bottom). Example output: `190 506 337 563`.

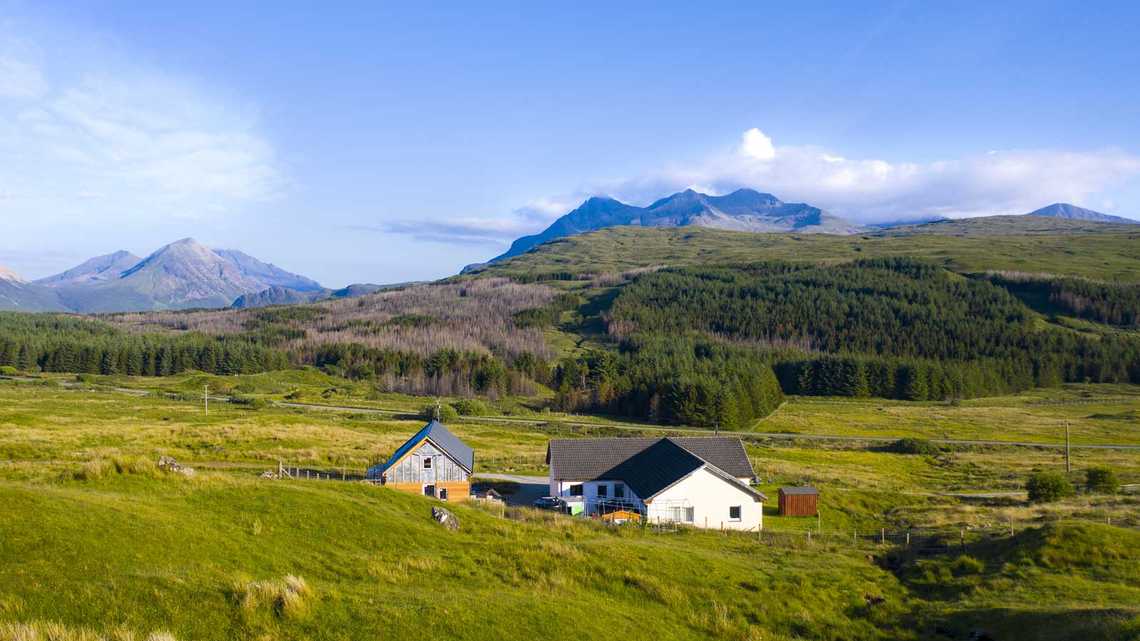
431 506 459 531
157 456 195 477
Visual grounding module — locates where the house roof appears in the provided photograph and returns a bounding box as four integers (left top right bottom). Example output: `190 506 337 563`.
779 486 819 496
381 420 474 474
597 438 705 500
546 436 755 481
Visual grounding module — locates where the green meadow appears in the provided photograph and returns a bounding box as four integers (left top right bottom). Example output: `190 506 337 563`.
0 376 1137 640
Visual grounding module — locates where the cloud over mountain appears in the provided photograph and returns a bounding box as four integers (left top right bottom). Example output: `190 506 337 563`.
390 129 1140 247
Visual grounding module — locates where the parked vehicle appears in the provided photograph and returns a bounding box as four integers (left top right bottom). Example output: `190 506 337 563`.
532 496 563 510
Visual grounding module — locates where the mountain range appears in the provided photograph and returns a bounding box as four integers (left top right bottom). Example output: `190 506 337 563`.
0 239 337 314
0 193 1135 314
478 188 863 268
465 192 1136 271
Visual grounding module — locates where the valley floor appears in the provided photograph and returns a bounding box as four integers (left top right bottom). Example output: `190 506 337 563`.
0 375 1137 640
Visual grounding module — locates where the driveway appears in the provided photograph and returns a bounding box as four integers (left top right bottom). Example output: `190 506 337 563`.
474 473 550 507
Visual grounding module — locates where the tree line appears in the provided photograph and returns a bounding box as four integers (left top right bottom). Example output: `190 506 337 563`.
0 313 289 376
552 335 784 429
983 272 1140 327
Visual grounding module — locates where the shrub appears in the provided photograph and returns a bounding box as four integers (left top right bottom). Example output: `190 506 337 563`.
1026 470 1074 503
420 402 459 422
950 554 985 576
889 438 940 455
1086 467 1120 494
0 365 18 376
230 395 268 410
452 398 490 416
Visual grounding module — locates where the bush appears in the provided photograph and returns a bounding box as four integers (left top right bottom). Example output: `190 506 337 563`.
1086 467 1120 494
949 554 985 576
0 365 19 376
420 402 459 422
889 438 940 455
452 398 490 416
230 394 268 410
1026 470 1075 503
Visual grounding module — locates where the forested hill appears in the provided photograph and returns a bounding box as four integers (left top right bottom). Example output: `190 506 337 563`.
2 220 1139 432
549 259 1140 428
467 219 1140 282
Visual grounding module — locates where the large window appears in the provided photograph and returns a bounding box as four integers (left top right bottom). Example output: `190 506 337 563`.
569 484 584 496
729 506 742 521
597 484 608 497
614 484 625 498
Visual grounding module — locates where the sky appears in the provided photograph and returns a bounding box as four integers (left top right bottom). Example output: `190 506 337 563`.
1 1 1139 286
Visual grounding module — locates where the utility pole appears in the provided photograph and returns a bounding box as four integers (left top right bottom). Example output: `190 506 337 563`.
1065 421 1071 474
204 384 209 416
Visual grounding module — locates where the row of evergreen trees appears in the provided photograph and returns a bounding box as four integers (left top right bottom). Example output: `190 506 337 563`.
552 336 784 429
0 334 290 377
310 343 543 397
983 273 1140 327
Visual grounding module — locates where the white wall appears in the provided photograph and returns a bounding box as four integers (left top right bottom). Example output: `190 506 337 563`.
646 467 762 531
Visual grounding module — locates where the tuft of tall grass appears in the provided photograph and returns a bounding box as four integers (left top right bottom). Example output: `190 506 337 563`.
233 575 312 620
0 621 177 641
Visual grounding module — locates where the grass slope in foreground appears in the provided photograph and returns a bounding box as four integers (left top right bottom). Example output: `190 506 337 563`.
1 475 1138 641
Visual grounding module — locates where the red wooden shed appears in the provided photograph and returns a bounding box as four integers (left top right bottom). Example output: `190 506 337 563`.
778 486 819 516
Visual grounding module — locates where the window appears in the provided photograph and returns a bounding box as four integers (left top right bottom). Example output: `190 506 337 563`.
424 484 435 497
597 484 608 497
670 506 695 523
614 484 625 498
569 484 583 496
439 488 449 501
729 506 742 521
423 457 432 469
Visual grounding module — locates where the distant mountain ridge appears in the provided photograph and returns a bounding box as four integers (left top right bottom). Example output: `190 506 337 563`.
231 283 394 309
0 239 326 313
1025 203 1138 224
34 250 141 288
473 188 863 268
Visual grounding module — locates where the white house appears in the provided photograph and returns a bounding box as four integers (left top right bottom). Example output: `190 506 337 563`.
545 437 766 531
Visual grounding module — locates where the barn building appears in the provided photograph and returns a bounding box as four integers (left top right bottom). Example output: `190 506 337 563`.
546 437 766 530
777 486 819 516
366 420 473 502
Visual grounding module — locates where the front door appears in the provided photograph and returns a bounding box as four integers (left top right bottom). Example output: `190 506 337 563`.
424 484 436 497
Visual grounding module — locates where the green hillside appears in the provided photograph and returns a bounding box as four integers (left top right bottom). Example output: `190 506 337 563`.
469 220 1140 282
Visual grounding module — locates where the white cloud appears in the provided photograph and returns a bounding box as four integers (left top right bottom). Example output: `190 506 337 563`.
740 128 776 161
0 47 281 228
591 131 1140 223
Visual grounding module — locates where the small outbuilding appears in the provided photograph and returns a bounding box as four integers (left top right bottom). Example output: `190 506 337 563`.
777 486 819 516
366 420 473 502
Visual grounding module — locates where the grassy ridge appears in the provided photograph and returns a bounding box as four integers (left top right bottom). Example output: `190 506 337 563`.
473 224 1140 282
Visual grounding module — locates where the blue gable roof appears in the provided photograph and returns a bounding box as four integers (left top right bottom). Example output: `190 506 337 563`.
380 420 474 474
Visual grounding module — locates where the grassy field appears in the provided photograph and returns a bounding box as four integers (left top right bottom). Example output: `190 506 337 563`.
468 223 1140 282
1 377 1138 639
759 385 1140 446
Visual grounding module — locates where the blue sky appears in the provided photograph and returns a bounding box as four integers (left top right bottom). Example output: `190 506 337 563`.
1 1 1139 286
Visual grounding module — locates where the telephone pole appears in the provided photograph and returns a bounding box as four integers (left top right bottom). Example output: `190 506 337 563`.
205 384 209 416
1064 421 1071 474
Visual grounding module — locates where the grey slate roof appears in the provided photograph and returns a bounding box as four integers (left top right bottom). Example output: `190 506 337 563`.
381 420 474 474
546 436 755 481
597 439 705 500
779 486 819 496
